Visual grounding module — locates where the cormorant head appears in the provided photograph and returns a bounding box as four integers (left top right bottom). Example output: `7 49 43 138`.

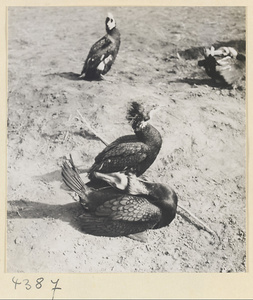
148 183 177 204
106 13 116 33
126 101 159 131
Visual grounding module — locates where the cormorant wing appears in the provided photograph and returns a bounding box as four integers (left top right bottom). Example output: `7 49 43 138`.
217 59 245 85
95 195 161 224
89 34 113 54
95 135 138 161
91 142 149 174
83 35 115 71
102 142 149 160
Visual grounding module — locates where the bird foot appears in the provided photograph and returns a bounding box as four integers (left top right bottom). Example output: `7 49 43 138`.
79 73 86 79
127 233 148 243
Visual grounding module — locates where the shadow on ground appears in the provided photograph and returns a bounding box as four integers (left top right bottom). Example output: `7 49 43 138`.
45 72 82 81
172 78 231 88
8 200 89 234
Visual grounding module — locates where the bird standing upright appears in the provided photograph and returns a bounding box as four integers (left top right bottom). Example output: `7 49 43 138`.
80 13 121 80
88 101 163 180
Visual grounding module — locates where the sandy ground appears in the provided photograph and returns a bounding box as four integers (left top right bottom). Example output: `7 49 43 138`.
7 7 246 273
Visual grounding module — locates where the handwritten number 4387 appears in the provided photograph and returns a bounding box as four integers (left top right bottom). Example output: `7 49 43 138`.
12 277 61 299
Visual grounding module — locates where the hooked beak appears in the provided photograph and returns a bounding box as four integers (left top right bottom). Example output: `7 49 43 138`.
94 171 128 190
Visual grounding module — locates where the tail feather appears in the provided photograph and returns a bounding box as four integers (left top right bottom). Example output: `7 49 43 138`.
61 160 87 199
62 162 82 190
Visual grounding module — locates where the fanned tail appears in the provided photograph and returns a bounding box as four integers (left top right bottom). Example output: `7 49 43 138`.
61 155 87 199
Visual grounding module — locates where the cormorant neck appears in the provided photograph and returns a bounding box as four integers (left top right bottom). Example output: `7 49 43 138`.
149 185 178 228
127 179 178 227
146 183 177 208
135 123 162 148
106 27 118 35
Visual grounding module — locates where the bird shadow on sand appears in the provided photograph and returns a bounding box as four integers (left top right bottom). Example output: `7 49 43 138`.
44 72 103 82
7 200 146 241
7 199 89 234
34 169 63 183
44 72 82 81
172 78 231 88
33 167 89 185
7 200 147 242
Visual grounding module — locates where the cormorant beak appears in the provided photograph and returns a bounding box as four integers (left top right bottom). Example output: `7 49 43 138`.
94 171 128 190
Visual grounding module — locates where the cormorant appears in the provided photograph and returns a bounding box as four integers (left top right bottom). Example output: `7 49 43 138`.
93 171 178 229
61 157 177 236
79 13 120 80
198 46 245 87
88 101 162 181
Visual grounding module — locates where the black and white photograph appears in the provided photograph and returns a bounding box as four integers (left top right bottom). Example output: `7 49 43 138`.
7 6 246 273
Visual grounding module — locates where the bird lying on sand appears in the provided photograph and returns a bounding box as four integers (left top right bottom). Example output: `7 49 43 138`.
88 101 162 182
61 156 177 237
198 46 245 87
94 170 221 240
79 13 121 80
93 170 178 228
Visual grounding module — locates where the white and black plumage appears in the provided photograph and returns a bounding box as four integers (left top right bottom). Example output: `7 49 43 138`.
79 13 121 80
198 46 246 87
88 101 162 180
